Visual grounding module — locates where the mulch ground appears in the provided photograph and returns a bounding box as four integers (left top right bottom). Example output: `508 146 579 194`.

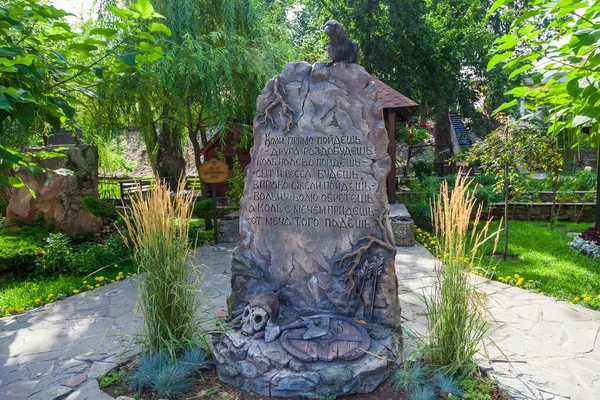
103 366 404 400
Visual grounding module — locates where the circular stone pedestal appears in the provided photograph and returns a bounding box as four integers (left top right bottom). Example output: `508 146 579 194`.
211 325 399 398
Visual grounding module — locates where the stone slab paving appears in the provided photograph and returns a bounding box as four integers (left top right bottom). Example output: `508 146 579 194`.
398 244 600 400
2 243 600 399
0 245 232 400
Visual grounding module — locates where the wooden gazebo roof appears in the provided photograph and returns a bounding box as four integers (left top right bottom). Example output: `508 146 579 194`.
372 77 419 119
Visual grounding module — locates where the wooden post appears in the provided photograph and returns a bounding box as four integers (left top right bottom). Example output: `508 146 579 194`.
387 109 397 204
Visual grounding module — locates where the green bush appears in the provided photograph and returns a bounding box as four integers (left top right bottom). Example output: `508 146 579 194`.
71 233 131 274
226 156 244 209
412 160 434 180
36 233 72 275
193 199 214 230
81 196 119 221
0 226 49 273
405 176 440 230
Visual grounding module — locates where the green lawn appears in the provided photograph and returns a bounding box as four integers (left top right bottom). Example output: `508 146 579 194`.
483 221 599 308
0 264 136 316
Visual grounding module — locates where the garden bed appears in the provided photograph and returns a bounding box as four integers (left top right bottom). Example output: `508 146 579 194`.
482 221 600 309
101 359 507 400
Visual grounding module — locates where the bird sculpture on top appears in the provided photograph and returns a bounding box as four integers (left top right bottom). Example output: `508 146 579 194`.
323 20 360 66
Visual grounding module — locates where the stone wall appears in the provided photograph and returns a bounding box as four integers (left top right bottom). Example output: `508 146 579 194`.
484 202 596 222
6 145 103 234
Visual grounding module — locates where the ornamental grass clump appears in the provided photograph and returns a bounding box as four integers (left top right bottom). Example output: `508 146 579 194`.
121 177 202 359
422 172 502 376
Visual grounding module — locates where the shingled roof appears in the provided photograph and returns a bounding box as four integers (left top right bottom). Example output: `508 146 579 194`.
371 77 419 119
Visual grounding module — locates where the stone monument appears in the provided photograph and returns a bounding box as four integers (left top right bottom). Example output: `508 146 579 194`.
212 21 400 398
6 145 102 235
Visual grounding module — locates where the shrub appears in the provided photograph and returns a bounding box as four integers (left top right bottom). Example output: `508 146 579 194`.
569 236 600 259
404 176 440 230
0 226 49 273
225 155 244 208
36 233 72 275
122 177 204 358
422 173 501 375
193 199 214 230
129 347 209 398
412 160 434 180
81 196 119 221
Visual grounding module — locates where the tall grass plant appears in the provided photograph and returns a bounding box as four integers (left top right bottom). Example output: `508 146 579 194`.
421 172 501 375
121 177 203 359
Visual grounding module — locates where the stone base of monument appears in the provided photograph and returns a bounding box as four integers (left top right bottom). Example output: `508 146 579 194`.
211 315 399 398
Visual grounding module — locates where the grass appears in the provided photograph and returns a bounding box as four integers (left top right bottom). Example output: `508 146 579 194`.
122 177 204 358
483 220 599 308
0 262 136 316
420 174 501 376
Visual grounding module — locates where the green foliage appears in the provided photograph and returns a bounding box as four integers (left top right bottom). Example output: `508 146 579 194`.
36 233 72 275
99 369 128 389
188 219 213 247
412 160 435 180
394 362 465 399
193 200 214 230
70 234 131 274
460 373 506 400
0 226 48 272
0 0 167 132
81 196 119 221
0 145 67 194
489 0 600 148
225 156 244 209
293 0 511 134
403 176 441 229
397 123 432 145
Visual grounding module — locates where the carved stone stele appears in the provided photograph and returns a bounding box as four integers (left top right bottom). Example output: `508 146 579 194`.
230 62 400 325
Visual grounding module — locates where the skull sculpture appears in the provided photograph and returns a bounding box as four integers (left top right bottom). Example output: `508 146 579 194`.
240 292 280 336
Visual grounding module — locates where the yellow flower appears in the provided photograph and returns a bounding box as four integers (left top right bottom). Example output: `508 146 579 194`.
132 274 137 277
584 297 591 302
505 276 512 280
48 294 54 298
83 281 88 284
7 307 15 314
514 274 520 279
528 280 533 283
574 297 581 302
569 302 574 304
34 298 41 303
97 276 104 282
582 294 588 298
516 281 523 287
114 264 118 268
111 280 115 283
73 289 79 294
115 276 121 281
95 284 100 288
17 308 24 313
118 271 123 276
87 285 94 290
126 276 130 279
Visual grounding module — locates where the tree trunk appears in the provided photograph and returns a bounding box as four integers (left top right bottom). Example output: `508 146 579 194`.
594 148 600 228
186 107 208 199
503 163 509 260
433 111 451 175
551 176 558 228
155 113 185 190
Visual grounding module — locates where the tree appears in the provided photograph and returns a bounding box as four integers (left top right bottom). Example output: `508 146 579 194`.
461 120 563 259
289 0 512 170
82 0 293 190
0 0 167 190
488 0 600 226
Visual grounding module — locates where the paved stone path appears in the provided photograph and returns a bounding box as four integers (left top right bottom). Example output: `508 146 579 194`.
1 244 599 399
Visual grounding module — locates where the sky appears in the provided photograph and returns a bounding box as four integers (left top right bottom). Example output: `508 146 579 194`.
50 0 97 21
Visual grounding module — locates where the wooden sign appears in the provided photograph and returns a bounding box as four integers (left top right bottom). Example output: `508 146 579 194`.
199 159 229 184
